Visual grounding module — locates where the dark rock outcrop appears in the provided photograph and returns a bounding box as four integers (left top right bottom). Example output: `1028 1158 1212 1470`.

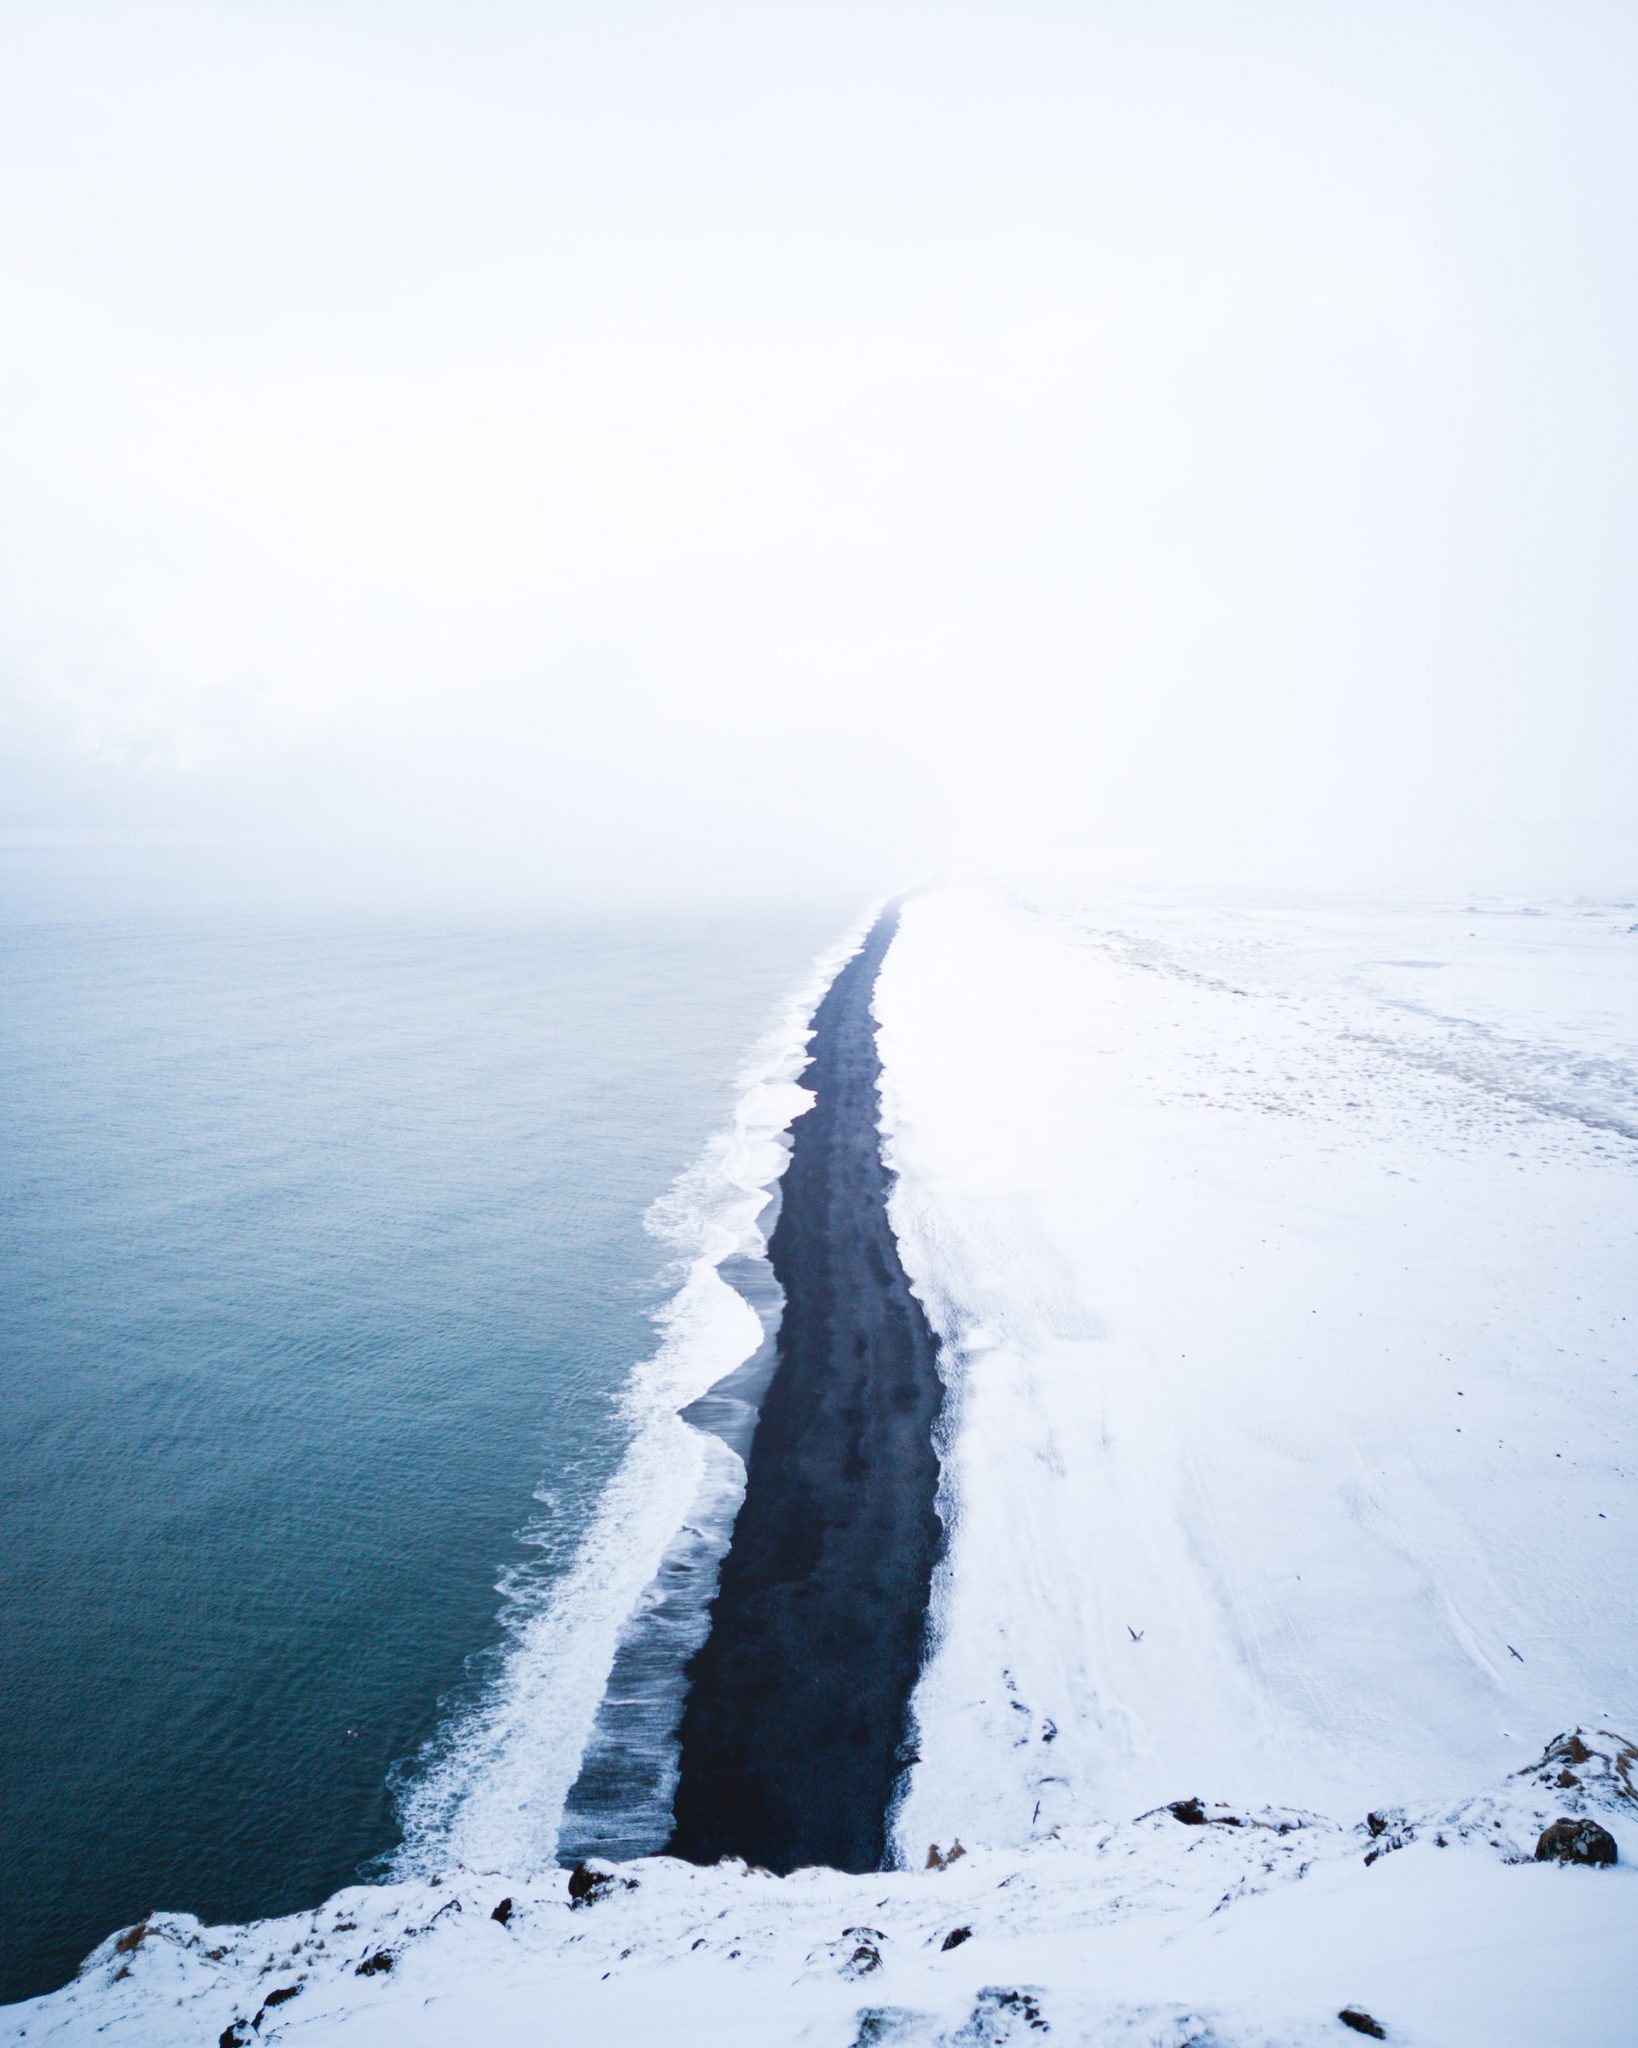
1163 1796 1243 1828
1338 2008 1387 2038
1534 1817 1618 1866
970 1987 1048 2033
1516 1729 1638 1810
567 1860 638 1908
842 1935 883 1978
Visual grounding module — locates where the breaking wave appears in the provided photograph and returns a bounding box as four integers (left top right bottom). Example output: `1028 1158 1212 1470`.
391 911 874 1878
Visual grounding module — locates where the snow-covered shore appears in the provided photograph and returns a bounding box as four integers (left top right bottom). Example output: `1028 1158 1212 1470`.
878 885 1638 1852
7 882 1635 2045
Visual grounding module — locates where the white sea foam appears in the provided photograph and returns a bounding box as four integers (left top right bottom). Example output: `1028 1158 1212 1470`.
393 907 878 1878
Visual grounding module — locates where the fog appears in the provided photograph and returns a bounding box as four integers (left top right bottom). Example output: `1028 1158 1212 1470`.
3 0 1634 912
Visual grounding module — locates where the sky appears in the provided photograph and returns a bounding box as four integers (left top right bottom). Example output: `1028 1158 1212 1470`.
2 0 1634 910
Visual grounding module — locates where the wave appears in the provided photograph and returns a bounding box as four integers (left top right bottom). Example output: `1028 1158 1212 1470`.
391 909 876 1879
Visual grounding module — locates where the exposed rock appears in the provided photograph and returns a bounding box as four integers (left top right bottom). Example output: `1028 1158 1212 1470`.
1158 1796 1245 1829
491 1897 514 1927
1516 1729 1638 1811
842 1927 886 1976
1534 1817 1618 1867
354 1949 394 1977
113 1919 150 1955
926 1840 967 1870
941 1925 974 1951
1360 1807 1412 1865
250 1981 303 2028
218 2027 251 2048
957 1985 1049 2038
248 1978 305 2028
567 1860 639 1908
1338 2008 1386 2038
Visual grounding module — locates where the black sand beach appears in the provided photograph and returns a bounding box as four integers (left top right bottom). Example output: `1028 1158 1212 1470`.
668 910 945 1873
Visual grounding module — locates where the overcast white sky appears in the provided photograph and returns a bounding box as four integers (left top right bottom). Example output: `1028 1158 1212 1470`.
2 0 1634 909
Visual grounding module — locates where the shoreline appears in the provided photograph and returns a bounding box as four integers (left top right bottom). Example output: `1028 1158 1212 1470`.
667 908 945 1873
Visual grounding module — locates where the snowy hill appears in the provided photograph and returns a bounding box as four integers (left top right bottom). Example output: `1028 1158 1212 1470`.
9 1732 1637 2046
7 884 1635 2047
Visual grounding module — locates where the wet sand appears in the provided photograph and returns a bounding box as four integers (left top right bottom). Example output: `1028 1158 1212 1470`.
668 910 945 1873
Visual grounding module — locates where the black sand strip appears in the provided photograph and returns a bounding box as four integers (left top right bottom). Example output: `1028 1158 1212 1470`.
667 909 944 1873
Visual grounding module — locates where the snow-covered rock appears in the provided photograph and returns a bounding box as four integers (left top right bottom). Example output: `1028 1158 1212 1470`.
8 1732 1634 2047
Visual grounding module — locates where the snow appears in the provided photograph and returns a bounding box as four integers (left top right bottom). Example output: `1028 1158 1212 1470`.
7 881 1636 2044
878 886 1638 1856
8 1734 1637 2046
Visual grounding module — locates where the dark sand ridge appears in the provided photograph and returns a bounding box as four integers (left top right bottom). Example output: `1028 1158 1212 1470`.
668 909 945 1873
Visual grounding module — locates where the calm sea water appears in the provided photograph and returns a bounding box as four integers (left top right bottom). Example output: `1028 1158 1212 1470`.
0 908 839 2005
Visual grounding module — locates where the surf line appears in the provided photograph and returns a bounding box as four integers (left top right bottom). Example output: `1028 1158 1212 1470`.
667 906 946 1873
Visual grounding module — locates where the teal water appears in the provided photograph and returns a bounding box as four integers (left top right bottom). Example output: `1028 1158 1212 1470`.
0 908 838 2004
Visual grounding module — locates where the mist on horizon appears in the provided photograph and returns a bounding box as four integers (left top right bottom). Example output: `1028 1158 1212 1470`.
3 0 1635 915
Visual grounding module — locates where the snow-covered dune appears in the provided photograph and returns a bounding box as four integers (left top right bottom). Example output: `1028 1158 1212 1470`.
7 881 1636 2047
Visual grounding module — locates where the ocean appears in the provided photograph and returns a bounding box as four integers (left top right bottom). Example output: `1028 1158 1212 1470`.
0 906 844 2004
